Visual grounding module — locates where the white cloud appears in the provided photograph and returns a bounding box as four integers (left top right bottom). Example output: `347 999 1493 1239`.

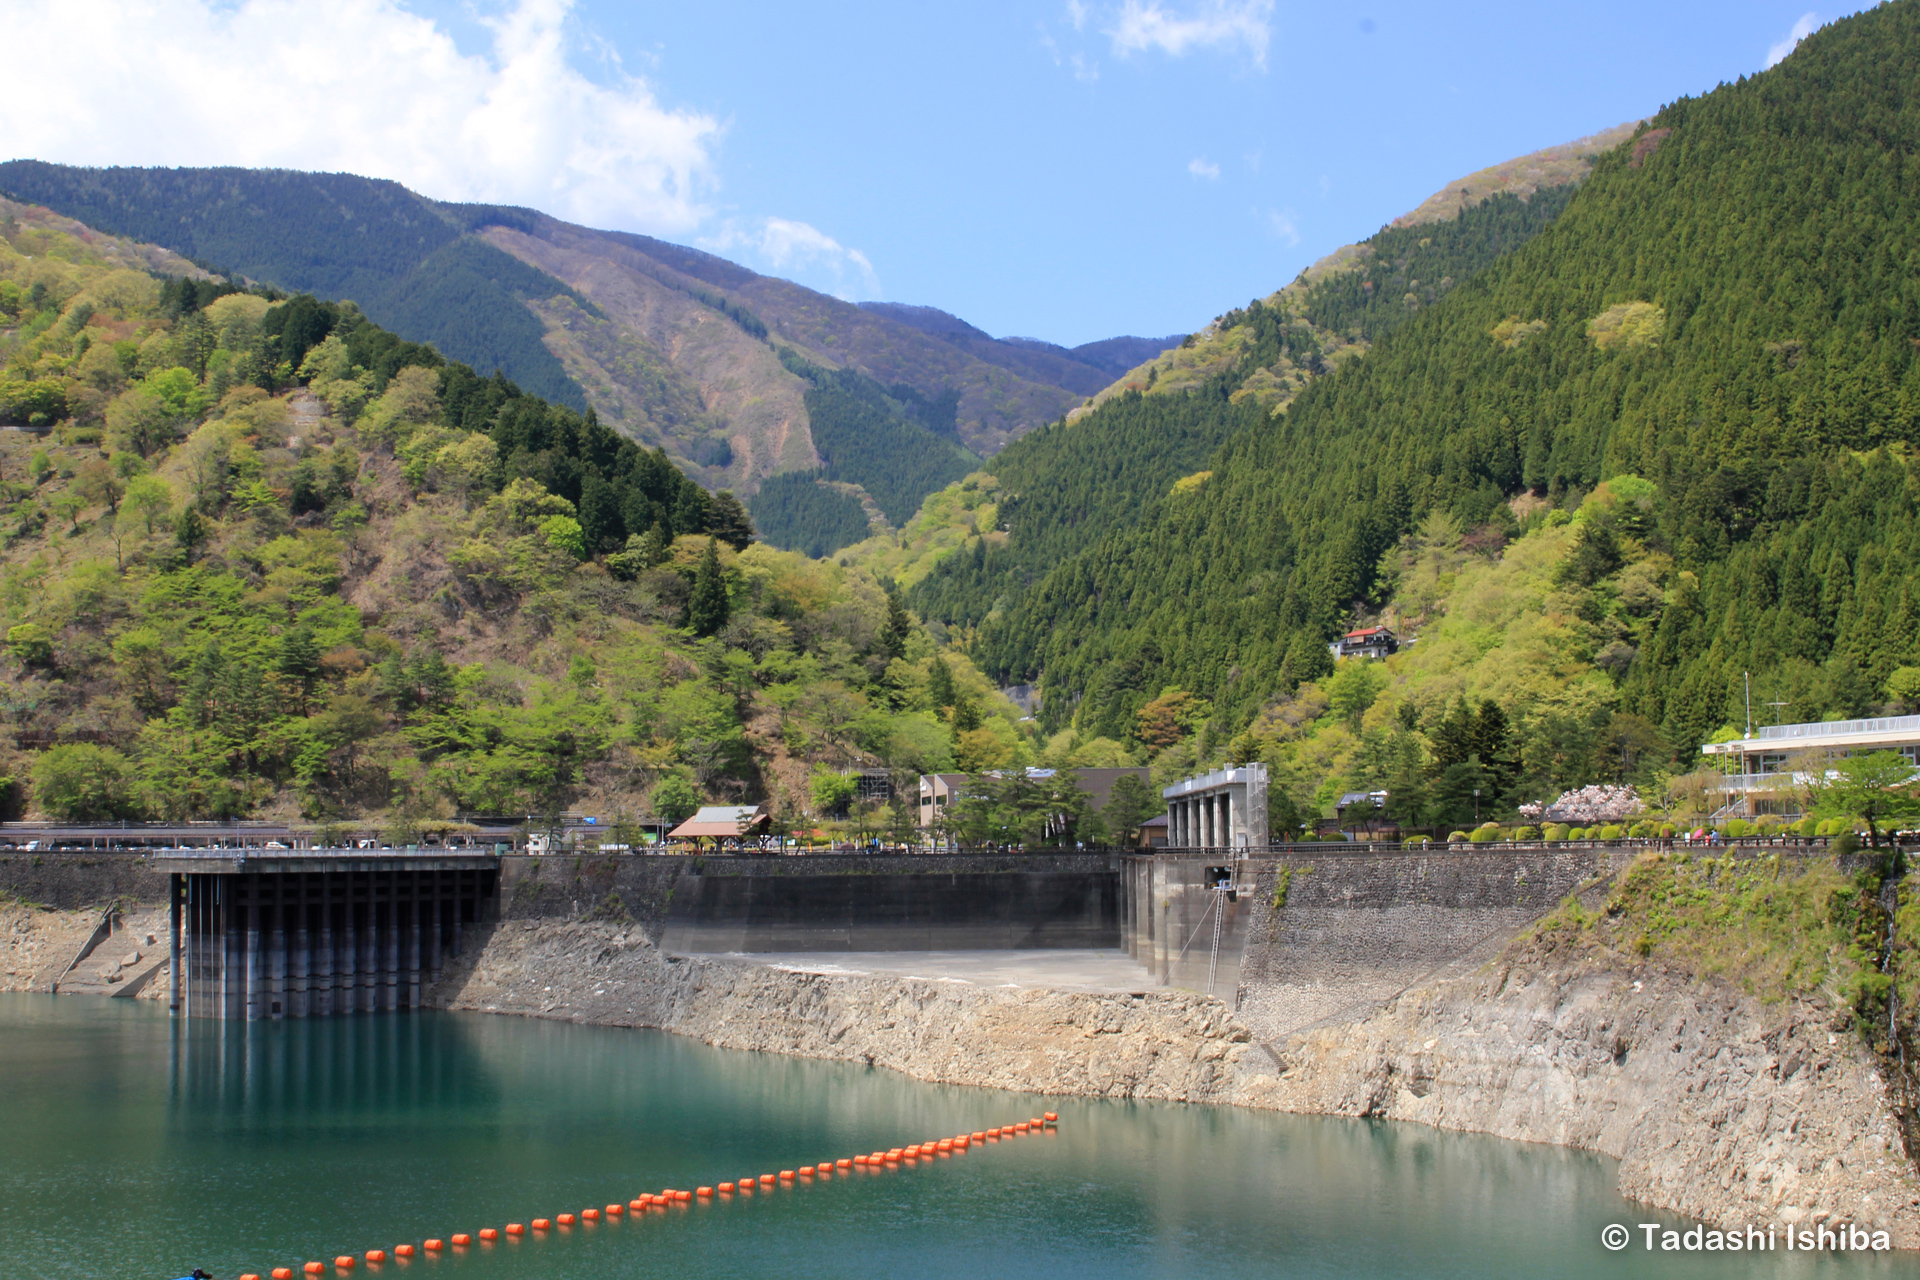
0 0 721 234
1264 208 1300 246
1067 0 1091 31
706 217 881 302
1107 0 1274 69
1188 157 1221 180
1764 11 1817 69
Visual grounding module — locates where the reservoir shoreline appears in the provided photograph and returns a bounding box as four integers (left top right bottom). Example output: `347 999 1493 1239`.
5 851 1917 1247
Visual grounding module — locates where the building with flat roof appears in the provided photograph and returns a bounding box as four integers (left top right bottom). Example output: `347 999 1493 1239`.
1700 714 1920 815
1162 764 1269 849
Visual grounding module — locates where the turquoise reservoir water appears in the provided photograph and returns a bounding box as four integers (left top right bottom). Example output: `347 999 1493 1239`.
0 993 1907 1279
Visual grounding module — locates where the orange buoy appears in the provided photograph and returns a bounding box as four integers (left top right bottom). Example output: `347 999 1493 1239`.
853 1155 867 1165
985 1128 999 1137
477 1228 497 1241
395 1245 415 1258
937 1139 953 1151
557 1214 576 1226
274 1270 295 1280
451 1234 472 1247
972 1131 986 1141
1044 1111 1058 1122
424 1239 444 1251
799 1166 814 1176
779 1170 794 1181
631 1197 648 1209
531 1220 550 1232
957 1136 971 1148
719 1182 735 1193
241 1274 261 1280
609 1205 625 1217
1016 1122 1030 1133
365 1251 386 1264
505 1224 523 1237
676 1190 692 1202
335 1257 356 1270
304 1265 325 1277
697 1186 713 1198
583 1209 601 1222
838 1158 853 1169
759 1174 775 1185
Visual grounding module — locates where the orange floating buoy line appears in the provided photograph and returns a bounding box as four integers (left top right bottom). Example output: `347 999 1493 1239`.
239 1111 1059 1276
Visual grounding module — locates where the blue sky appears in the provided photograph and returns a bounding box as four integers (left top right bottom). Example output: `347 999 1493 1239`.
3 1 1867 345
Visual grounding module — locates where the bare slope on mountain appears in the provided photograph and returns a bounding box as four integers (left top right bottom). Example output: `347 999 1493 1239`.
0 163 1089 510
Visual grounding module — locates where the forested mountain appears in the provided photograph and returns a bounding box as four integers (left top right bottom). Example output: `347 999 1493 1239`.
856 301 1184 394
0 198 1022 828
927 0 1920 818
0 163 1141 530
0 164 594 410
909 171 1586 644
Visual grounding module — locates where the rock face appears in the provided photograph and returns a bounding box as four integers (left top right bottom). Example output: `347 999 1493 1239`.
427 915 1920 1247
428 920 1251 1103
1242 959 1920 1246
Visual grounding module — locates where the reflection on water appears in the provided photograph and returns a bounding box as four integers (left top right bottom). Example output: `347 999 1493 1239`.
0 994 1901 1279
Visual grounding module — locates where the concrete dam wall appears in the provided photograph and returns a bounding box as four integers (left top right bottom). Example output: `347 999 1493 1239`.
656 853 1122 952
1124 848 1618 1031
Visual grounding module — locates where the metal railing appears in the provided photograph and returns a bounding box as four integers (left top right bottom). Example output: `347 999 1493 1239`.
1746 714 1920 742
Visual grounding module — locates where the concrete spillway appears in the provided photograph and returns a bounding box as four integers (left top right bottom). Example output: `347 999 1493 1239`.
157 852 499 1019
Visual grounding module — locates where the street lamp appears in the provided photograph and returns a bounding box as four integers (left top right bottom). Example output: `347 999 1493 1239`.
1473 788 1481 824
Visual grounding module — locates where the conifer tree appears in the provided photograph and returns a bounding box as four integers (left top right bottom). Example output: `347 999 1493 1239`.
688 537 729 637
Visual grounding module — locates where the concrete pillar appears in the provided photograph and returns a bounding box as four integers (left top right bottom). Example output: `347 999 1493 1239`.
291 909 309 1019
406 898 421 1011
269 907 286 1020
245 904 262 1022
1201 794 1214 848
1224 790 1236 848
342 907 359 1015
428 892 443 981
314 910 333 1018
361 904 378 1013
168 874 182 1014
226 894 244 1021
383 900 400 1012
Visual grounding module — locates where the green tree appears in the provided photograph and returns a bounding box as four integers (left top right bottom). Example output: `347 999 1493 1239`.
652 774 701 825
809 768 858 818
1103 772 1161 845
878 589 911 662
1813 750 1920 848
32 744 137 820
707 490 756 550
104 386 178 457
688 537 729 636
540 514 587 560
927 654 958 713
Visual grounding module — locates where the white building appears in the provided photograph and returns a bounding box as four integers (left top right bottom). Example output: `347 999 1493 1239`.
1699 714 1920 815
1163 764 1269 849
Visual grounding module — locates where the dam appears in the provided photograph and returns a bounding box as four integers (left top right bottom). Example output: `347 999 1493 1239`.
157 850 500 1019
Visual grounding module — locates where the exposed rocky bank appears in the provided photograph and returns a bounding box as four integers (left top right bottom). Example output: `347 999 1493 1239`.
424 912 1920 1246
